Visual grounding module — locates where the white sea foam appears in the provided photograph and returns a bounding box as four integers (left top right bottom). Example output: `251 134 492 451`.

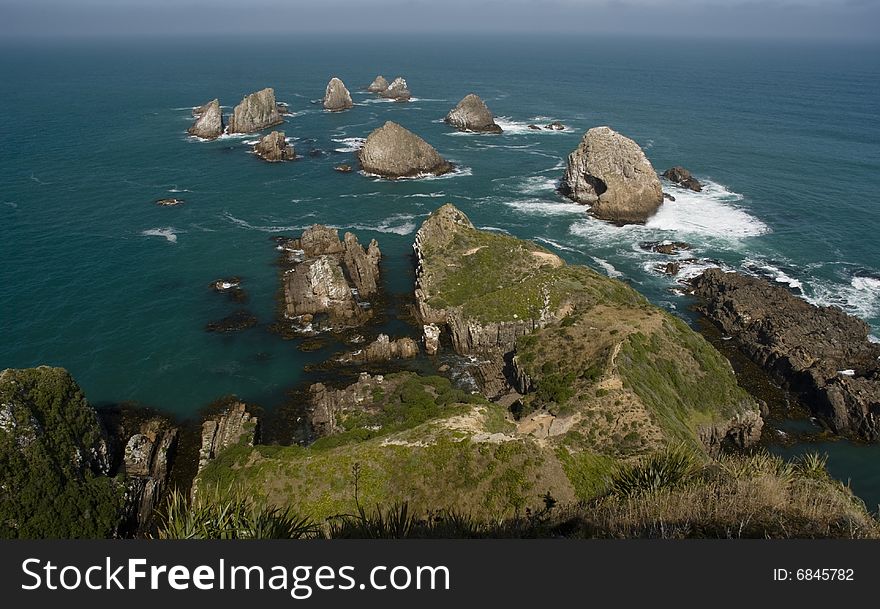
806 274 880 320
503 198 586 216
742 258 803 291
349 213 422 235
404 192 446 198
516 175 559 195
332 137 366 153
224 213 306 233
167 187 191 193
364 165 472 181
535 237 578 253
494 117 568 135
646 180 769 240
592 257 623 278
142 228 179 244
838 369 856 376
3 201 18 208
478 226 511 234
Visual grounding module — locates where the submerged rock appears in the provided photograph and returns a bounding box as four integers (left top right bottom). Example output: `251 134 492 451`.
663 166 703 192
188 98 223 140
210 277 247 303
253 131 295 162
334 164 353 173
367 75 389 93
691 268 880 440
323 77 354 111
357 121 452 179
338 334 419 364
228 87 283 133
379 77 411 101
444 93 502 133
205 310 258 333
560 126 663 224
155 198 184 207
528 124 541 130
276 226 381 336
545 121 565 131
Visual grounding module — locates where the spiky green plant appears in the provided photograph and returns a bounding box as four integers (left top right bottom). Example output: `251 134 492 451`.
607 444 701 497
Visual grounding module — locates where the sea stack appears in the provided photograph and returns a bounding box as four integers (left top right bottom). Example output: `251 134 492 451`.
357 121 452 179
367 75 389 93
379 77 411 101
663 166 703 192
444 94 502 133
253 131 295 162
187 98 223 139
561 126 663 224
228 87 283 133
323 77 354 111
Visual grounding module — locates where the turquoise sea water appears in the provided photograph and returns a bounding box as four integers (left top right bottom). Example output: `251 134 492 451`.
2 35 879 504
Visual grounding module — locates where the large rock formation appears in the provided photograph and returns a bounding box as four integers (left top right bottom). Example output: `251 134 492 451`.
309 372 384 437
276 226 381 335
338 334 419 364
227 87 283 134
560 126 663 224
662 166 703 192
357 121 452 179
444 93 502 133
379 77 411 101
367 75 389 93
197 402 259 475
253 131 295 162
121 418 178 534
188 98 223 139
323 77 354 111
691 268 880 440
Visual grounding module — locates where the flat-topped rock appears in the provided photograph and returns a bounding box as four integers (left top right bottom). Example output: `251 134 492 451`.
357 121 452 179
188 98 223 139
323 77 353 111
253 131 295 162
228 87 283 133
561 126 663 224
444 93 502 133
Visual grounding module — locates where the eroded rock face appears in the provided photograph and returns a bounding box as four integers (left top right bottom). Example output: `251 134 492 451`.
188 98 223 139
663 166 703 192
561 126 663 224
338 334 419 364
423 324 440 355
691 268 880 440
197 402 259 475
444 94 502 133
379 77 411 101
228 88 283 133
698 410 764 455
276 226 381 335
309 373 383 437
323 77 354 111
122 419 178 534
367 75 389 93
357 121 452 179
253 131 295 162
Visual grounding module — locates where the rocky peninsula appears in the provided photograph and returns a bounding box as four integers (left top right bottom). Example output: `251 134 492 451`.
357 121 452 179
561 126 664 224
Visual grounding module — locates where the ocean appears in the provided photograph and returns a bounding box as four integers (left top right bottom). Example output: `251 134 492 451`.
2 34 879 507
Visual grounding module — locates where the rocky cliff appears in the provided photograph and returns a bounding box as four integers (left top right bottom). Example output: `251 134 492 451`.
197 401 259 476
188 98 223 139
275 225 381 336
120 418 178 534
444 94 502 133
561 126 663 224
357 121 452 179
691 268 880 440
228 87 283 133
323 77 354 111
253 131 295 162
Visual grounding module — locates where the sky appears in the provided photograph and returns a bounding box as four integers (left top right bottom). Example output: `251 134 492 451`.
1 0 879 40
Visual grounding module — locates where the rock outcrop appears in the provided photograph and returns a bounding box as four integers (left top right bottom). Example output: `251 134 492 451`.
367 75 389 93
423 323 440 355
309 372 384 437
188 98 224 139
691 268 880 440
338 334 419 364
640 241 691 255
228 88 283 134
357 121 452 179
205 310 257 333
197 402 259 475
253 131 295 162
121 418 178 534
334 164 353 173
276 226 381 335
545 121 565 131
155 198 184 207
560 126 663 224
323 77 354 111
663 166 703 192
444 94 502 133
379 77 411 101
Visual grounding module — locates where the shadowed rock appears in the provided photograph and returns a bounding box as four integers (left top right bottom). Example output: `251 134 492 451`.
197 402 259 476
188 98 223 139
323 77 354 111
444 93 502 133
367 75 389 93
663 166 703 192
561 126 663 224
253 131 295 162
357 121 452 179
228 87 283 133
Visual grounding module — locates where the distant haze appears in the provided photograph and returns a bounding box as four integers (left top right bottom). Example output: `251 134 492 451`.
2 0 879 40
